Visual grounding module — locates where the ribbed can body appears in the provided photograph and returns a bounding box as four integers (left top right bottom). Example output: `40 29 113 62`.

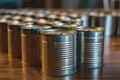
77 27 104 68
8 25 22 58
0 22 8 52
21 27 41 66
42 30 77 76
21 25 52 66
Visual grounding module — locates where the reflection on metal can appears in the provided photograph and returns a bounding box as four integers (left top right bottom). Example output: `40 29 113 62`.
8 20 24 58
21 25 52 66
42 29 77 76
77 27 104 68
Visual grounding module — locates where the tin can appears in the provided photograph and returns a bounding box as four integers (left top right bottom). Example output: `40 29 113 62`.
105 13 117 37
42 29 77 76
8 20 24 58
80 13 90 26
89 12 99 26
21 25 52 66
77 27 104 68
115 12 120 36
0 18 8 52
69 18 83 26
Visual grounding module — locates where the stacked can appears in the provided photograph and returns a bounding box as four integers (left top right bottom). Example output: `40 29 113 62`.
0 18 8 52
42 29 77 76
77 27 104 68
8 20 24 58
21 25 52 66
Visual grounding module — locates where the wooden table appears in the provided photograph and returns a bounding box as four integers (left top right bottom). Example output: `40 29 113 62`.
0 37 120 80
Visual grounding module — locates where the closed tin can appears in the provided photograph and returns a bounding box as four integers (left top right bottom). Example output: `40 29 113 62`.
21 25 52 66
0 18 8 52
105 13 117 37
89 12 99 26
80 13 90 26
42 29 77 76
8 20 24 58
78 27 104 68
74 27 90 68
115 12 120 36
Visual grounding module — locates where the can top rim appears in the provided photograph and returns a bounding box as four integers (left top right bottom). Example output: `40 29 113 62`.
75 27 104 32
42 29 76 35
21 24 52 30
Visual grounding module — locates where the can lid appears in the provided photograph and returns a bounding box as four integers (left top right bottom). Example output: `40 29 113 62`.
88 27 104 32
99 12 105 17
75 26 104 32
8 20 24 26
35 13 46 18
43 29 76 35
12 15 22 20
0 18 8 23
3 15 11 19
22 17 35 22
89 11 98 16
10 10 18 15
21 24 52 30
36 19 48 24
75 27 90 31
64 23 78 27
47 21 61 25
25 11 35 16
52 22 64 27
59 16 71 21
47 14 57 19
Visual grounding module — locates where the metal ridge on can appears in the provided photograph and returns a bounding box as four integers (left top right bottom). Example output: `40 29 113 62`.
42 29 77 76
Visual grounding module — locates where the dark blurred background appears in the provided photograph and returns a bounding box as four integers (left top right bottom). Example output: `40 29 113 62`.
0 0 103 9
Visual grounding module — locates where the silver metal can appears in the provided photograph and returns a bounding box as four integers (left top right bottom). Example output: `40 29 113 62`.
0 18 8 52
89 12 99 26
105 13 117 37
42 29 77 76
8 20 24 58
80 13 90 26
79 68 103 79
77 27 104 68
21 25 52 66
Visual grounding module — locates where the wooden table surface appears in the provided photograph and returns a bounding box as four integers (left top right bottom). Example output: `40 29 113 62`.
0 37 120 80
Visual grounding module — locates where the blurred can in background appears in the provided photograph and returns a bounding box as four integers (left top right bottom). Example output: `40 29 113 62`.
8 20 24 58
0 18 8 52
21 25 52 66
